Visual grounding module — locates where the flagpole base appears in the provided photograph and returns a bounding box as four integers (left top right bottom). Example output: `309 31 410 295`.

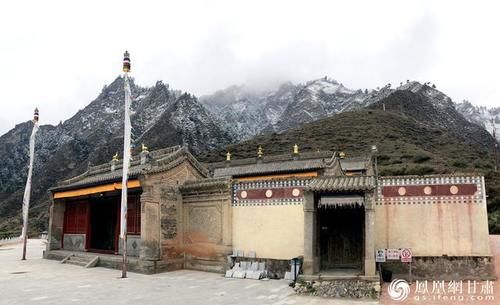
121 235 128 278
21 235 28 260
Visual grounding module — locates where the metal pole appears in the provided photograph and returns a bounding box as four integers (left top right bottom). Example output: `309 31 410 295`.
21 109 39 260
492 120 498 172
120 51 132 278
409 262 412 284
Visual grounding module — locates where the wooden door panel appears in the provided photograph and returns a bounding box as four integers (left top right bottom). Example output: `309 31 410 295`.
319 207 363 270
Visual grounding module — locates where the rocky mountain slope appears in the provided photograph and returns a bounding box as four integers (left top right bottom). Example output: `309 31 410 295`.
456 100 500 140
0 75 498 233
200 90 500 233
0 76 234 232
200 78 500 142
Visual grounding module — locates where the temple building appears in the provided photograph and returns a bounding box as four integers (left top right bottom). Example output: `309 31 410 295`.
45 145 495 284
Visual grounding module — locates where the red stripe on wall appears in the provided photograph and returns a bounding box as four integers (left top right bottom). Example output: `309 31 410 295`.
382 184 477 197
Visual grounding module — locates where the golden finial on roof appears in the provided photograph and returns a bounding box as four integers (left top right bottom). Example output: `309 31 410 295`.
226 151 231 161
293 144 299 155
141 143 149 153
339 151 346 159
112 152 119 161
257 146 264 158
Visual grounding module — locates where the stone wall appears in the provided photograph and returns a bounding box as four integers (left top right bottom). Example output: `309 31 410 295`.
118 235 141 257
47 200 65 251
139 160 205 272
294 279 380 299
380 256 496 281
63 234 85 251
181 178 233 273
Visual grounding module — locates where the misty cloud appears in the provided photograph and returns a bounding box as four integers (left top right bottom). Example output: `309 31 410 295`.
1 0 499 135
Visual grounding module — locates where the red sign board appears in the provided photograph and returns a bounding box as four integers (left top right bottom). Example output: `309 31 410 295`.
401 248 412 263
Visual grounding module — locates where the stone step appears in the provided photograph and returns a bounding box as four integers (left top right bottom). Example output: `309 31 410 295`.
66 259 88 267
70 256 92 263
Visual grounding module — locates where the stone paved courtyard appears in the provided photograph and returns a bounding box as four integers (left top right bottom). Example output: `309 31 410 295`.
2 238 499 305
0 240 376 305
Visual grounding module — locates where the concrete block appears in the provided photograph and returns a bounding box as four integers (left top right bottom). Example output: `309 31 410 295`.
232 270 246 279
240 261 250 270
250 262 259 271
246 271 264 280
225 270 234 278
258 262 266 271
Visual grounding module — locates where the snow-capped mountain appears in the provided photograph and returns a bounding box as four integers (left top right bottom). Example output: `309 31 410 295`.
201 78 499 142
0 76 233 231
1 74 498 233
200 77 390 136
456 100 500 142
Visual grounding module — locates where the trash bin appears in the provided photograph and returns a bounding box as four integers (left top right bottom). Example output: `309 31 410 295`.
290 257 301 281
381 269 393 282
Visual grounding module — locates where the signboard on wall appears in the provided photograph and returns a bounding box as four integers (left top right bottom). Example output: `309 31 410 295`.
375 249 386 262
387 249 400 260
401 248 412 263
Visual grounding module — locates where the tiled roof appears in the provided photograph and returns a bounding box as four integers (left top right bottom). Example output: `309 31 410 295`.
179 178 232 193
305 176 375 192
213 159 328 178
50 164 150 192
211 151 335 178
378 173 482 179
50 146 208 192
339 157 370 171
319 195 365 208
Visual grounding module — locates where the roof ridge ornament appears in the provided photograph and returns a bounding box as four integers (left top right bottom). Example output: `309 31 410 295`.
257 146 263 159
111 153 119 172
141 144 150 165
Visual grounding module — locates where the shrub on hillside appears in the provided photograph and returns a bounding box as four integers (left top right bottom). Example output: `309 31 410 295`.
405 165 436 175
413 154 431 163
451 161 468 168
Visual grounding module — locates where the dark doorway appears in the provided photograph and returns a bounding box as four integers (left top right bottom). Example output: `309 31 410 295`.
89 197 118 252
319 206 364 270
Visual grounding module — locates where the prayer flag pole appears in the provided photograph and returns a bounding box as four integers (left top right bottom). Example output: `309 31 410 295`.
21 108 39 260
120 51 132 278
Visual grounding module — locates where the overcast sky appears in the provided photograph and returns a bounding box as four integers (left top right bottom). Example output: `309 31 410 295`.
1 0 499 135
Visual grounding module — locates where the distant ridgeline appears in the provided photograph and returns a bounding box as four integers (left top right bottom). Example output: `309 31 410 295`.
0 76 499 235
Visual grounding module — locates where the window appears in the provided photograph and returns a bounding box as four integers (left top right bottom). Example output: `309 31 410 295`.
64 201 88 234
127 195 141 235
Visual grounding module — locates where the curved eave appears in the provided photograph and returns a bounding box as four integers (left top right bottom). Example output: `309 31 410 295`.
49 173 141 193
